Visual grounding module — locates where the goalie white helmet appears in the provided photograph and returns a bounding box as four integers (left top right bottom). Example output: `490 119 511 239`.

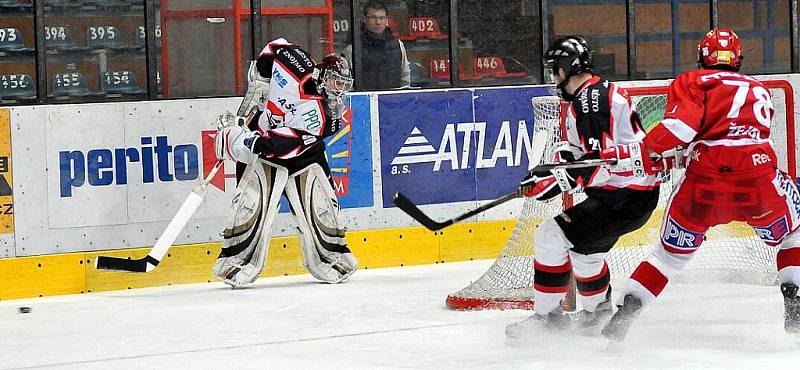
317 53 353 103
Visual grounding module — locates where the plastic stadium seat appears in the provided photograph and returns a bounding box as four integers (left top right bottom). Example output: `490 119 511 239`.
101 70 144 95
387 17 413 42
472 57 527 79
132 25 161 50
429 58 449 80
43 0 81 10
428 58 479 81
82 0 128 9
407 17 447 41
45 25 87 52
0 27 33 52
0 0 32 11
86 25 127 50
49 72 104 98
0 74 35 101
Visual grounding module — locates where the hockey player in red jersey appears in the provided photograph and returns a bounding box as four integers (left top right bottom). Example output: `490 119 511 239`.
212 38 357 287
505 36 661 340
600 29 800 340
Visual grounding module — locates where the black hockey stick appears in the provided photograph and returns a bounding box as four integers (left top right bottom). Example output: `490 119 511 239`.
392 129 549 231
393 190 521 231
393 159 619 231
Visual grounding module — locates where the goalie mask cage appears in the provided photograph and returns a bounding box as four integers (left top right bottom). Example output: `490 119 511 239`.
445 81 796 310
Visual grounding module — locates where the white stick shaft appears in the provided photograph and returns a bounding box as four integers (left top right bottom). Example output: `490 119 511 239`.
145 160 224 270
147 192 205 265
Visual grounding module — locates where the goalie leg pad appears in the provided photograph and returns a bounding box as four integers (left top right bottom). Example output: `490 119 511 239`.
284 162 357 283
213 160 288 287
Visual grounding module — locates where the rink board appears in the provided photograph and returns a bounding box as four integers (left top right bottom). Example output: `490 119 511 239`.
0 75 798 300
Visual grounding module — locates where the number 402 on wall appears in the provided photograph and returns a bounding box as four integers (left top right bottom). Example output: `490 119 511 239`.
391 165 411 175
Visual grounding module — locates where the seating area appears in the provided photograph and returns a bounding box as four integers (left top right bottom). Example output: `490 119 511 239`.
1 2 153 103
428 57 527 82
0 27 34 53
0 73 35 101
377 9 530 87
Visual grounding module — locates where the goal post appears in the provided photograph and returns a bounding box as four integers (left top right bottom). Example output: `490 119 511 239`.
445 80 796 311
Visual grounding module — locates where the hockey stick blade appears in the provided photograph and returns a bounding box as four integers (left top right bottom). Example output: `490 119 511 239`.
95 255 160 272
393 191 520 231
95 160 224 273
393 192 451 231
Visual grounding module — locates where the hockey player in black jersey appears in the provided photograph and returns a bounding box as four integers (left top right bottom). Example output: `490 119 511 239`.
506 36 661 340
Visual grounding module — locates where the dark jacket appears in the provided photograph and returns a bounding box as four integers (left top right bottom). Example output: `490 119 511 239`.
359 24 404 90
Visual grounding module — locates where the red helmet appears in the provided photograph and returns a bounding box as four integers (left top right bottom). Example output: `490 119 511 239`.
697 28 742 70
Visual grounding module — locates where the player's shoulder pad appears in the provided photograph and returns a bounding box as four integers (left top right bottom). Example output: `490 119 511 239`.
260 38 292 57
274 45 316 80
574 78 611 117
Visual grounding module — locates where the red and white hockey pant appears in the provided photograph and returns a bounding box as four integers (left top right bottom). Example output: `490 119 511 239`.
622 169 800 306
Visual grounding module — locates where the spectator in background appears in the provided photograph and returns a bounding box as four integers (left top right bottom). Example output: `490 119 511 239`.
342 1 411 90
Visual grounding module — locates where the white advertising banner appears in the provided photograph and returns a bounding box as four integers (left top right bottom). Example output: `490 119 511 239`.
14 99 243 256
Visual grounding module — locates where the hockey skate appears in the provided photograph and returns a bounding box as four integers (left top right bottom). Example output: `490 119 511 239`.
505 306 571 343
576 288 614 336
601 294 643 342
782 283 800 334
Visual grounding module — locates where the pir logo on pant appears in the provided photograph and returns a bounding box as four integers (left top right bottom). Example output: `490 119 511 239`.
662 216 704 254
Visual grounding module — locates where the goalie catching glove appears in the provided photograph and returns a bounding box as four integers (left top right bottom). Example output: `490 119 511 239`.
215 125 259 163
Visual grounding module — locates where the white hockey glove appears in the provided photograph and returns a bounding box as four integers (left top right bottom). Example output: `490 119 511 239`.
601 143 683 176
520 167 577 201
215 111 249 130
215 125 259 163
549 140 582 163
237 61 270 116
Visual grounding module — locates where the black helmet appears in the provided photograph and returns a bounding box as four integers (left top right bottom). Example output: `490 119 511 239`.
317 53 354 102
543 36 593 100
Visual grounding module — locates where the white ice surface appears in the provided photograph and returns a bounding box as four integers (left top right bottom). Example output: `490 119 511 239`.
1 260 799 370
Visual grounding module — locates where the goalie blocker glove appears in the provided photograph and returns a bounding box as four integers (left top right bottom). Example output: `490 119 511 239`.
215 125 259 163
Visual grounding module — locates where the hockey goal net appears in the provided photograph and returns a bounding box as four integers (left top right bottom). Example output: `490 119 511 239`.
446 80 797 310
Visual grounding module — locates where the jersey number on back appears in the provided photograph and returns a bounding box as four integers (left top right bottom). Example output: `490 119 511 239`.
722 80 773 128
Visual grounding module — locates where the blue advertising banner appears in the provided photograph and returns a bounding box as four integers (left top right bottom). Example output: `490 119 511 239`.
473 86 552 201
379 90 476 208
379 86 552 207
336 94 373 209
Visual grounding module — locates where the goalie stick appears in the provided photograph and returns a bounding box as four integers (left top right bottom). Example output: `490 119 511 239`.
95 110 259 273
95 159 225 272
